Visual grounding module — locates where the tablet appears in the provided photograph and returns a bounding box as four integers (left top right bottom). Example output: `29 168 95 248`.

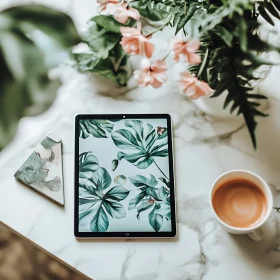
74 114 176 238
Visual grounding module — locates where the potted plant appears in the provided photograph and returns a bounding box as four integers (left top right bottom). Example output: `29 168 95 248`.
74 0 280 148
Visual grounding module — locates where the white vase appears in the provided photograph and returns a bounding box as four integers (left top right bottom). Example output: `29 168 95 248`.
192 92 238 120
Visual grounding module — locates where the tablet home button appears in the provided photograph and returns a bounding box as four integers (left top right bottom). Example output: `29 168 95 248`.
125 233 129 236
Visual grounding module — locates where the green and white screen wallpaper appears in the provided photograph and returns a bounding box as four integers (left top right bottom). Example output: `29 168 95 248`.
78 118 172 233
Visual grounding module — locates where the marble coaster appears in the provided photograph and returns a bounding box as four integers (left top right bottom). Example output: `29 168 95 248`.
14 133 65 206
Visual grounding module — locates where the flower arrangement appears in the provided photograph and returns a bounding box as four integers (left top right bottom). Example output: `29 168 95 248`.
74 0 280 148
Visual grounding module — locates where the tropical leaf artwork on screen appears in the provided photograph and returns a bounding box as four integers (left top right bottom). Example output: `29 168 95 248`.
74 0 280 149
128 174 171 232
78 119 171 232
79 152 130 232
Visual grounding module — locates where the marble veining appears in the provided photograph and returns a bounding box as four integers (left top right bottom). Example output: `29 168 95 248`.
1 0 280 279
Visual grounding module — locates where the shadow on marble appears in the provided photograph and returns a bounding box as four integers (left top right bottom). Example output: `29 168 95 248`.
229 216 280 269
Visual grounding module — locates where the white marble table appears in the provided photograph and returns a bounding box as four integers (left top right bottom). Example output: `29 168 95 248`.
2 1 280 279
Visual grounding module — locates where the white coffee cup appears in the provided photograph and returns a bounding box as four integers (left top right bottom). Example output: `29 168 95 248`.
209 170 273 241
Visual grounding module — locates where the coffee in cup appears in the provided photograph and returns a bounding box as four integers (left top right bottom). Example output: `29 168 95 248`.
209 170 273 241
212 179 267 228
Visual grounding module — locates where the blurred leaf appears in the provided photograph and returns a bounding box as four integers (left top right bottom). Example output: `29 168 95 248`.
74 52 101 72
213 26 233 47
2 5 80 48
237 17 248 52
0 5 80 149
84 24 120 59
90 15 123 33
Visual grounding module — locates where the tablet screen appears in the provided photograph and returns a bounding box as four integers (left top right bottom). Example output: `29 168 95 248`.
75 115 176 237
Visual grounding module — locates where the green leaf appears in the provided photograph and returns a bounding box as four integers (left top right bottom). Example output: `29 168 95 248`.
0 5 79 150
157 186 170 200
272 0 280 11
117 151 145 163
259 6 275 26
151 148 169 157
114 175 127 186
89 32 120 59
83 23 120 59
90 205 109 232
79 152 99 179
237 17 248 52
112 159 119 171
136 199 154 219
247 94 268 100
90 15 123 33
211 77 228 98
265 2 280 20
158 178 170 189
79 208 94 221
213 26 233 47
103 201 126 219
115 69 128 87
79 119 114 139
74 52 101 72
79 164 129 232
252 108 269 117
111 129 141 150
175 5 196 35
79 177 95 190
148 205 163 232
104 186 130 201
141 13 173 36
92 168 112 190
125 120 144 143
112 120 168 169
155 201 171 220
135 157 154 169
173 11 183 27
128 192 146 210
2 5 80 48
129 174 158 188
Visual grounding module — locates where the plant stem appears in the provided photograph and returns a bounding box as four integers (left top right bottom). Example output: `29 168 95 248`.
163 50 171 60
197 48 209 78
154 160 169 180
113 51 126 72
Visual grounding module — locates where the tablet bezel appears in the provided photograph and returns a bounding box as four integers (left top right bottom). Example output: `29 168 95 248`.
74 114 176 239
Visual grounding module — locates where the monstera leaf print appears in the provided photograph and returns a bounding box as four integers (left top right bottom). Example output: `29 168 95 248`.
79 152 99 189
79 165 130 232
80 119 118 139
111 120 168 170
128 174 171 232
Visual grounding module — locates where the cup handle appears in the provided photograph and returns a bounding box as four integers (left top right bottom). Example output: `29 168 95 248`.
247 228 264 241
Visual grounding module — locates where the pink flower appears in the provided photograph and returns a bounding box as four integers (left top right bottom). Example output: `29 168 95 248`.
120 23 155 58
157 126 165 135
171 37 201 64
107 3 140 24
134 59 168 88
178 72 214 100
97 0 118 12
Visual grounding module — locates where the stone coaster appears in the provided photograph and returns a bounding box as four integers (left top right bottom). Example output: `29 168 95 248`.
14 133 64 206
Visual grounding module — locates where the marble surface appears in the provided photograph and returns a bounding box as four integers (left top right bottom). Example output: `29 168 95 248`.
1 1 280 279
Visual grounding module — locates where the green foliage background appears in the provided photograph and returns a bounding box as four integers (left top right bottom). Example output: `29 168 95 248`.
0 5 80 150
